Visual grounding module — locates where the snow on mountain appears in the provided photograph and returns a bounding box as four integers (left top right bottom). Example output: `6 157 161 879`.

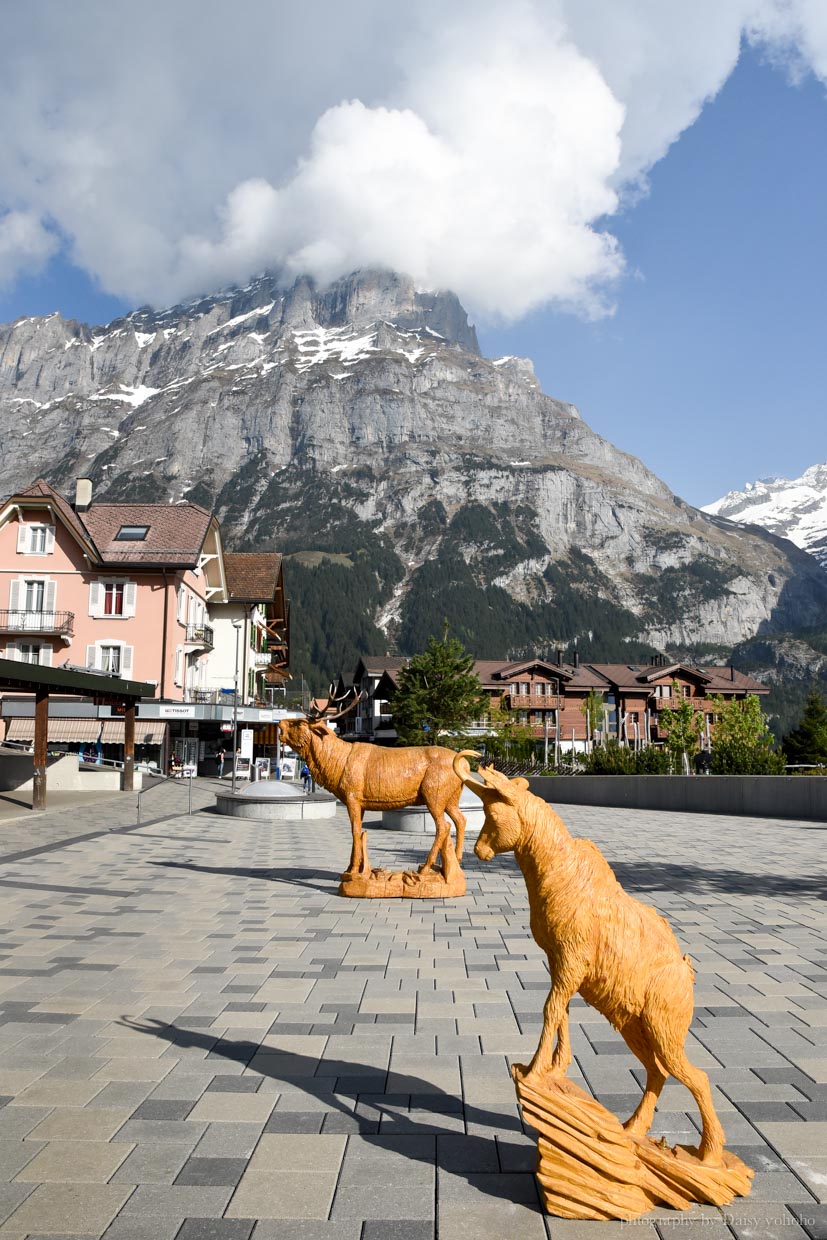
704 464 827 570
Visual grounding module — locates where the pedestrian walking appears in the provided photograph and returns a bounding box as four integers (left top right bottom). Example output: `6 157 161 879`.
216 747 226 778
301 763 311 793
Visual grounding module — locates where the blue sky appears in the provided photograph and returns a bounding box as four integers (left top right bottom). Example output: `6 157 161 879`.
1 21 825 509
480 47 827 506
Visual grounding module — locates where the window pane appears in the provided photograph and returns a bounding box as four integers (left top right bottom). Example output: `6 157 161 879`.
101 645 121 673
114 526 149 541
25 581 44 611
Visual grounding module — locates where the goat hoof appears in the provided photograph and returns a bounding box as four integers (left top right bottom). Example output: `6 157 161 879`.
698 1143 724 1167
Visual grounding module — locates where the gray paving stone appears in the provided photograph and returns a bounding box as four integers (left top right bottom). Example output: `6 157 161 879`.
0 801 824 1238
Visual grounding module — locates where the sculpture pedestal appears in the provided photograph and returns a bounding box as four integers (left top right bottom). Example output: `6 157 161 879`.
515 1073 753 1222
338 831 466 899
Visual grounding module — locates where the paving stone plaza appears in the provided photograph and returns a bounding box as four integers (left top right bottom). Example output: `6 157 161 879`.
0 783 825 1239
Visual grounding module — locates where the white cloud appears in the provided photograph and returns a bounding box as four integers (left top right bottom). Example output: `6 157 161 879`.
0 210 59 285
0 0 825 321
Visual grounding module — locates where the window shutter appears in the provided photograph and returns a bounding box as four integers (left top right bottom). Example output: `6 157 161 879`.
174 645 183 685
45 526 56 553
16 524 27 553
4 644 17 661
40 645 53 667
121 645 133 676
9 580 20 611
89 581 102 617
124 581 137 617
44 580 57 614
177 590 186 624
86 644 97 670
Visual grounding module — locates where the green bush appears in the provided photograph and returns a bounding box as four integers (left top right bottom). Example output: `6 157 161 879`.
581 741 672 775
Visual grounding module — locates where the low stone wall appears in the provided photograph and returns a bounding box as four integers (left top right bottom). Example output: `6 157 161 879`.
382 795 486 834
0 752 134 792
214 791 337 821
527 774 827 822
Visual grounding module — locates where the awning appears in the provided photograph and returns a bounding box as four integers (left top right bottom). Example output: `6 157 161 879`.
3 718 167 745
101 720 167 745
5 718 103 743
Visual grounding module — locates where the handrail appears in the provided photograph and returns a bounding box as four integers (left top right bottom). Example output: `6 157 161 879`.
0 609 75 635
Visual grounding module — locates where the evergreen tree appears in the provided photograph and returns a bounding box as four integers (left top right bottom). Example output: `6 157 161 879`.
393 626 486 745
709 694 785 774
783 691 827 767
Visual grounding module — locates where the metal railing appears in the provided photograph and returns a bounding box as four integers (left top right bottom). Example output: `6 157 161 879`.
505 694 563 709
252 649 271 667
0 609 74 636
185 622 214 648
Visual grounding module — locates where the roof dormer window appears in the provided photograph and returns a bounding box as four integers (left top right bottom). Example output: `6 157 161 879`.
114 525 149 542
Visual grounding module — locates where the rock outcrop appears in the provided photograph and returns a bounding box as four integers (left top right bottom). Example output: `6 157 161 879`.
2 268 826 670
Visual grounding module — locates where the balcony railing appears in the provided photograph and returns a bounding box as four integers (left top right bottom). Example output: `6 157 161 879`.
0 609 74 637
506 694 563 710
252 649 272 667
185 622 214 649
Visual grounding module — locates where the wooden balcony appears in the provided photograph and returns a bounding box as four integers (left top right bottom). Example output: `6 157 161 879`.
505 694 563 710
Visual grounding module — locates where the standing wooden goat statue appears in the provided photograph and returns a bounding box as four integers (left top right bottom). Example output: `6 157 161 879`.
454 754 753 1221
277 690 468 898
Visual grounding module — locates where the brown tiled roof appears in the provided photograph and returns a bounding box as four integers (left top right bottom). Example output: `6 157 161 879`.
698 666 769 694
14 479 96 551
223 552 283 601
81 502 213 565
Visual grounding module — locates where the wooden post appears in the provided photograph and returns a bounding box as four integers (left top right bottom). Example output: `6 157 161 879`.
32 688 49 810
123 701 135 792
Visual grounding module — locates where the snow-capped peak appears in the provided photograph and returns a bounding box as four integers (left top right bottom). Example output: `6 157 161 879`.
703 463 827 569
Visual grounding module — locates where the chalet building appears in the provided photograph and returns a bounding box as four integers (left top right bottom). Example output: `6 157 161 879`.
339 651 768 750
0 479 290 771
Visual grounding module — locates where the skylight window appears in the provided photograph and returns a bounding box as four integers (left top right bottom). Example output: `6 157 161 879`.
114 525 149 542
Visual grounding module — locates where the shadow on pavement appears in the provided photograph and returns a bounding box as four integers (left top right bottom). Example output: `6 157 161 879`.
611 860 826 901
121 1017 540 1205
150 859 345 894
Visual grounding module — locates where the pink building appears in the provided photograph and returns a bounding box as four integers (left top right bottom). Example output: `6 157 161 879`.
0 478 291 771
0 478 224 695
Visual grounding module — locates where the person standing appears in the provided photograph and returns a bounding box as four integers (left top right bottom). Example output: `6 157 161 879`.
301 763 311 793
216 747 226 779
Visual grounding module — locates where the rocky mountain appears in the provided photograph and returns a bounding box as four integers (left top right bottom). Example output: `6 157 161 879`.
704 465 827 571
3 268 827 691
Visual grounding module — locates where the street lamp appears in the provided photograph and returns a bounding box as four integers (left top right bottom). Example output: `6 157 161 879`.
231 620 242 795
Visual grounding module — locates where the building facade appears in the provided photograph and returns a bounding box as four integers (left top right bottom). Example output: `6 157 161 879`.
338 651 769 751
0 479 291 770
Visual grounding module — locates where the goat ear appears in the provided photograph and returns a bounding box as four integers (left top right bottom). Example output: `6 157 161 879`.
476 765 522 804
309 720 330 735
462 775 499 803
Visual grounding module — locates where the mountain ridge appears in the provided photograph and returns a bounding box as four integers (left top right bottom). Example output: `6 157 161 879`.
2 267 827 694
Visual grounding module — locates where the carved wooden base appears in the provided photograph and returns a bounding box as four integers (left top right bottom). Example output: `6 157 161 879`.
338 830 467 899
515 1073 753 1221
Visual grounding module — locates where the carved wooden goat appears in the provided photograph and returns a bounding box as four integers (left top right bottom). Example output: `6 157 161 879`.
454 754 726 1165
279 716 467 879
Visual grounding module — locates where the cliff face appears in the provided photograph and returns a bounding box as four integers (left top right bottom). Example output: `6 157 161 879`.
2 268 826 673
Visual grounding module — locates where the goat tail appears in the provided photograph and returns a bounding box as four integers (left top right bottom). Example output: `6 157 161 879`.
683 953 696 983
452 749 481 781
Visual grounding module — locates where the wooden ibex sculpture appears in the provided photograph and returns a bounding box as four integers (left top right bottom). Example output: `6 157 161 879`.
278 691 468 898
454 754 752 1219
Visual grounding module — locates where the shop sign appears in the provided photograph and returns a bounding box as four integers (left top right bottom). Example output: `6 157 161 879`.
158 704 196 718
